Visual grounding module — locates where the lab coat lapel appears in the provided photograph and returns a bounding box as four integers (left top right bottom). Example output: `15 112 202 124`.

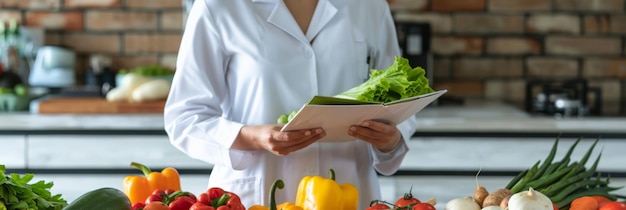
265 0 309 44
306 0 343 41
260 0 344 44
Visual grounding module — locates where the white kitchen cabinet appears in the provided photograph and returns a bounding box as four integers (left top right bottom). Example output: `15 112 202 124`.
0 135 26 168
26 135 209 169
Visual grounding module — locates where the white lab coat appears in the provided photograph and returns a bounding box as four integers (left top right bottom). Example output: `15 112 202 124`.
164 0 418 209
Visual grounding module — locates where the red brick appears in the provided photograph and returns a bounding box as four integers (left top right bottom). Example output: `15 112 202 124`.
585 15 626 35
388 0 428 10
431 0 486 11
489 0 551 12
61 33 121 53
432 81 484 98
526 57 578 78
583 59 626 78
546 37 621 56
86 11 157 30
124 33 182 53
0 0 60 9
452 58 524 79
26 11 83 30
0 10 22 23
554 0 624 12
126 0 181 9
487 38 541 55
454 14 524 34
527 14 580 34
110 55 160 71
393 12 452 34
162 11 183 31
432 37 482 55
65 0 121 8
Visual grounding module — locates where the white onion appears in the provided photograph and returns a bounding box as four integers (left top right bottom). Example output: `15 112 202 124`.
445 196 481 210
507 188 553 210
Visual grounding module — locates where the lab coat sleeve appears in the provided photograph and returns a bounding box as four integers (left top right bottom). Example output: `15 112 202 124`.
164 0 256 170
369 1 418 176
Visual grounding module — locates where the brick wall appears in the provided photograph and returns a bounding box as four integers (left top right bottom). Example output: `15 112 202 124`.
1 0 625 115
391 0 626 115
0 0 182 84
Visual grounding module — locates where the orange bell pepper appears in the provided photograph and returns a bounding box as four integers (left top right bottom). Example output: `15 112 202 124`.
123 162 181 204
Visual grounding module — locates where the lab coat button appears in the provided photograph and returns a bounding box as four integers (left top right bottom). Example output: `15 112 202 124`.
303 49 313 58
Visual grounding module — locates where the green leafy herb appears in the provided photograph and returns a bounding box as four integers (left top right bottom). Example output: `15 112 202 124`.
0 165 68 210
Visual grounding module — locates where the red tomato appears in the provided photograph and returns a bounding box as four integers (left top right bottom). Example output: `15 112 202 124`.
412 203 436 210
599 201 626 210
367 203 391 210
395 189 420 208
207 187 226 200
145 194 164 204
131 202 146 210
164 189 176 195
190 202 216 210
553 203 558 210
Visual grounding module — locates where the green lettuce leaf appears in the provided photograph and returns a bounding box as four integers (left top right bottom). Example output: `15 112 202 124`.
334 56 434 103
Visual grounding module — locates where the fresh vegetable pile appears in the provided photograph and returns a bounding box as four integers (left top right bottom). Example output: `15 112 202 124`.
445 137 626 210
505 138 626 209
0 165 68 210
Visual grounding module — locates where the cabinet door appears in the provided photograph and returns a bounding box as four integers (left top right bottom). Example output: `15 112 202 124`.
0 135 26 168
27 135 209 169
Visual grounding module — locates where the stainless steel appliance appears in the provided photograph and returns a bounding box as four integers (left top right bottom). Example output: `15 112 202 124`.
525 79 602 117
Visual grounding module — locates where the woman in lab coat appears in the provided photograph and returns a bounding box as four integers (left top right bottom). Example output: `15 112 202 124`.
164 0 418 209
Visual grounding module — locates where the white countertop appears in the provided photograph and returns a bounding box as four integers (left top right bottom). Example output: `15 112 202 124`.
1 100 625 133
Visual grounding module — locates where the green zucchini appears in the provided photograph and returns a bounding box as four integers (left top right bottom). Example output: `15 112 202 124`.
64 187 131 210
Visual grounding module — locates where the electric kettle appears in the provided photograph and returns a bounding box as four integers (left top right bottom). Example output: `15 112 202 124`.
28 46 76 87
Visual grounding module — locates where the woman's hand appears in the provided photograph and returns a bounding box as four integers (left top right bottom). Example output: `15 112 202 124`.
349 120 402 152
235 125 325 156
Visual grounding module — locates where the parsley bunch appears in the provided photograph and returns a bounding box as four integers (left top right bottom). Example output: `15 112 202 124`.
0 165 67 210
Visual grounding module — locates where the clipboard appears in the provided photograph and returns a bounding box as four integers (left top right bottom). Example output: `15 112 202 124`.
280 89 448 142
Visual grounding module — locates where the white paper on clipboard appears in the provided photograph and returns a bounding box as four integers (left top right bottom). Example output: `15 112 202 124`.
280 90 447 142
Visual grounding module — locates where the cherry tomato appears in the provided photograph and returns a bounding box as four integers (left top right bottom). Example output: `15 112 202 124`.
190 202 216 210
599 201 626 210
143 201 170 210
164 189 176 195
145 194 164 204
207 187 226 200
412 203 436 210
553 203 558 210
366 203 391 210
395 187 421 208
226 192 241 205
131 202 146 210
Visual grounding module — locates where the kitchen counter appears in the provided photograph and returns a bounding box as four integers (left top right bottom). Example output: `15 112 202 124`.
2 100 626 138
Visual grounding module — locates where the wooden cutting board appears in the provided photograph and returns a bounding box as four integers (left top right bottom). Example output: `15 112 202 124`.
37 97 166 114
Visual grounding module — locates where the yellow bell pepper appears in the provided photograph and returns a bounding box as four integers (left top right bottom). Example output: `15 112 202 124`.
248 179 304 210
123 162 181 204
295 169 359 210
